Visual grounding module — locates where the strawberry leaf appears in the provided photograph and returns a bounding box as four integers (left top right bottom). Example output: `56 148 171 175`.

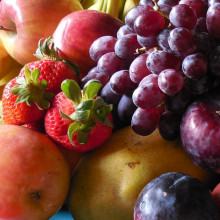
61 79 82 106
83 79 102 100
68 121 80 146
75 110 91 123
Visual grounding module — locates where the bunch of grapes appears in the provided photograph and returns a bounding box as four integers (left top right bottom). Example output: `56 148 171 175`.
81 0 220 140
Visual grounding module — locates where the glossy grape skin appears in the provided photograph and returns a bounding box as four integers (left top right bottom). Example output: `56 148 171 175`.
157 29 172 52
139 73 158 87
139 0 155 7
169 4 197 30
80 67 109 90
192 17 208 33
158 68 184 95
180 100 220 173
146 50 180 75
134 172 220 220
129 53 152 84
184 74 214 95
182 53 207 78
117 25 134 39
97 52 127 77
114 34 141 63
117 94 137 126
168 27 197 57
131 106 162 136
132 75 165 109
89 36 117 62
110 70 137 95
137 35 158 48
158 111 181 140
125 5 153 31
179 0 208 18
134 10 165 37
165 87 194 114
206 3 220 38
157 0 180 14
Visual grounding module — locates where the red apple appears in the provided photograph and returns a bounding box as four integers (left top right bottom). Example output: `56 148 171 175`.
52 10 124 78
0 125 71 219
0 0 83 65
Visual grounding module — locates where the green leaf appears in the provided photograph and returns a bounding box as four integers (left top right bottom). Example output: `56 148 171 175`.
63 59 80 80
61 79 82 106
59 110 73 120
83 79 102 100
77 130 90 145
68 121 80 146
24 65 32 83
75 110 91 123
32 69 40 83
75 100 93 111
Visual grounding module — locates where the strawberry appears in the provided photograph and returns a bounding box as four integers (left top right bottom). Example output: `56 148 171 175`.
44 79 113 153
2 37 79 125
2 67 53 125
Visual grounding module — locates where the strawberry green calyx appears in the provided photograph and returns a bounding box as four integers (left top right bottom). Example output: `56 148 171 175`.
10 65 54 110
34 36 80 79
60 79 113 145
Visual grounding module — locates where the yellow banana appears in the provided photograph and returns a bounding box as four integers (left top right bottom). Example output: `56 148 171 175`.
121 0 140 22
83 0 139 21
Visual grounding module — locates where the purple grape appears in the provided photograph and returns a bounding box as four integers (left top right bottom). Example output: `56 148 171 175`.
157 29 172 52
158 68 184 95
192 17 208 33
132 75 165 109
129 53 151 84
110 70 137 95
117 25 135 39
114 34 141 63
157 0 180 14
117 94 137 126
80 67 109 89
125 5 154 31
165 86 194 114
139 73 159 87
137 34 158 48
179 0 208 18
131 106 163 136
89 36 117 62
146 50 181 75
182 53 208 78
158 111 181 140
97 52 127 77
206 3 220 38
168 27 197 57
134 10 165 37
169 4 197 30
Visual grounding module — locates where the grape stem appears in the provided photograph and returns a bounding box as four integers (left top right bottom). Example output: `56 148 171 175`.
152 0 170 20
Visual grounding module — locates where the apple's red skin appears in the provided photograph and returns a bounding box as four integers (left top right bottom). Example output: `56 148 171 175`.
0 0 82 65
180 100 220 173
53 10 124 79
0 125 71 219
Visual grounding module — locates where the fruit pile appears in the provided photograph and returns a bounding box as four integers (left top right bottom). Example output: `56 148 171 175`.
0 0 220 219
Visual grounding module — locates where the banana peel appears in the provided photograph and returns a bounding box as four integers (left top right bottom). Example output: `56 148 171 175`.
82 0 139 22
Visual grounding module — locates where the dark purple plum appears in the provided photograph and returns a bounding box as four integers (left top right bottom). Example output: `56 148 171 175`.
180 100 220 173
134 172 220 220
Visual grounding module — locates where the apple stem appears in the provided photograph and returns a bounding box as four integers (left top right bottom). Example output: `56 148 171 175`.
0 25 12 31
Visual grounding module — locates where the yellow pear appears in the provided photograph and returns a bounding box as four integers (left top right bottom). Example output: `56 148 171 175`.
68 126 217 220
